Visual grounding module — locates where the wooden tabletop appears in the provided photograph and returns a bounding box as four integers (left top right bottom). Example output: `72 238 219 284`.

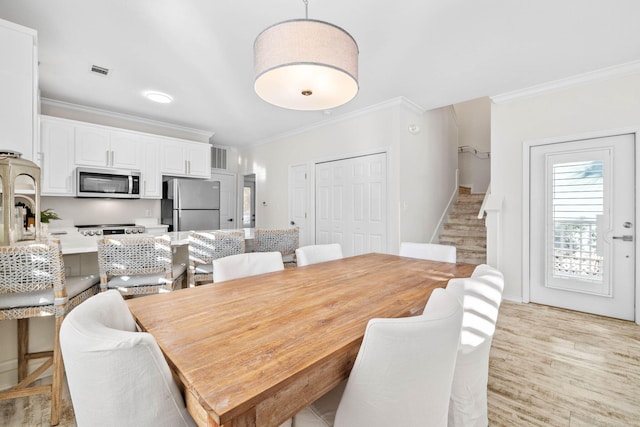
126 253 475 427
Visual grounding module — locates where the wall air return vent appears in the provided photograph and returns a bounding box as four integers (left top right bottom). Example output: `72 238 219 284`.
211 146 228 170
90 65 110 76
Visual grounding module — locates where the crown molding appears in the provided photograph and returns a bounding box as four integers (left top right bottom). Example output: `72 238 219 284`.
491 60 640 104
251 96 426 147
40 98 215 139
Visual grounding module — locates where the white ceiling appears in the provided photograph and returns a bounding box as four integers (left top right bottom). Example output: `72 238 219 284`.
1 0 639 147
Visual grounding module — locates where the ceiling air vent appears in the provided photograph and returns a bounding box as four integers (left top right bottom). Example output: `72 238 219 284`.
90 65 110 76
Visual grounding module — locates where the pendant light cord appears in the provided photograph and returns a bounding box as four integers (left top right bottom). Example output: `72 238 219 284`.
303 0 309 19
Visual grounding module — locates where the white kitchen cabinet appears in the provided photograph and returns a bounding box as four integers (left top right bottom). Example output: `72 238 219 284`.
63 253 99 276
40 117 75 196
160 139 211 178
38 115 211 197
75 125 142 170
110 131 144 170
140 137 162 198
187 142 211 178
0 19 38 161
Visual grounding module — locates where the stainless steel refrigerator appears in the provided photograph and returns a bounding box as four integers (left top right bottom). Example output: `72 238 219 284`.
161 178 221 231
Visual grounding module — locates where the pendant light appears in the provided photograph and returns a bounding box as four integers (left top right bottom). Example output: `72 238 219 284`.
254 0 359 111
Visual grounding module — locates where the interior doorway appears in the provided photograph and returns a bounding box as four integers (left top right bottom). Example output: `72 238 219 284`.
289 164 309 246
243 174 255 228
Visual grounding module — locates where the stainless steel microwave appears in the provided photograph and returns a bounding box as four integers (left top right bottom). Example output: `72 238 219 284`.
76 167 140 199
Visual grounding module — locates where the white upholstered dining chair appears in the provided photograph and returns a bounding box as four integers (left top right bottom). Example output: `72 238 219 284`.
295 243 344 267
60 290 197 427
292 288 463 427
212 251 284 283
399 242 457 263
446 264 505 427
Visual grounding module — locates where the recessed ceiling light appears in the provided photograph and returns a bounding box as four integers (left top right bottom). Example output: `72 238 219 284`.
143 91 173 104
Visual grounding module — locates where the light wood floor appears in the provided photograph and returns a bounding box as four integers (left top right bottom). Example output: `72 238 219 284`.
2 300 639 426
488 301 640 427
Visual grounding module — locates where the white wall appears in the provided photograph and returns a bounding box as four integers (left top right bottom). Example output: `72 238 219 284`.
454 97 491 193
399 106 459 244
239 98 459 255
491 72 640 301
41 196 161 226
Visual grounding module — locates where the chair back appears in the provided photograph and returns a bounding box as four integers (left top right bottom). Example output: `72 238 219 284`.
254 228 299 260
189 230 245 265
212 251 284 283
188 230 245 286
97 235 173 279
60 290 196 427
96 235 186 296
446 264 505 427
295 243 343 267
0 239 65 318
399 242 457 263
334 288 463 427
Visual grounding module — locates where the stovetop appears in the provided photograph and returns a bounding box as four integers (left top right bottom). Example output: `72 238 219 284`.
76 224 145 236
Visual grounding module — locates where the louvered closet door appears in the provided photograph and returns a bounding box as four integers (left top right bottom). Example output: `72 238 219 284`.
315 153 387 257
529 134 635 320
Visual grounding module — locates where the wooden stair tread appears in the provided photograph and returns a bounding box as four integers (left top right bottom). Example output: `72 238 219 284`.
438 189 488 264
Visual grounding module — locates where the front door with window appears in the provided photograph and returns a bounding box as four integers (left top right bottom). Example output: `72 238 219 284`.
529 133 635 320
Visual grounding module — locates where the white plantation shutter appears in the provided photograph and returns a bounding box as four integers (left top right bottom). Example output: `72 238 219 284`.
550 160 604 283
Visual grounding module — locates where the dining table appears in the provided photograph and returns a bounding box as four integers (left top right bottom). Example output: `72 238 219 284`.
126 252 476 427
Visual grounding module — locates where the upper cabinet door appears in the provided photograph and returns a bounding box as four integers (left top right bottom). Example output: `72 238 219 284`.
160 141 187 176
74 125 111 167
110 131 143 170
186 142 211 178
140 137 162 199
40 118 75 196
0 19 37 161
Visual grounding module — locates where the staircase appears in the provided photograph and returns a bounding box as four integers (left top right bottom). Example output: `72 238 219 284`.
439 187 487 264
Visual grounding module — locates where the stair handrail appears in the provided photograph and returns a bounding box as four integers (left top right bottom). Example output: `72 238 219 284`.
458 145 490 159
478 183 491 219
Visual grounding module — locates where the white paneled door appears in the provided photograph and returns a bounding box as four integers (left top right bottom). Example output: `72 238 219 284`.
529 134 635 320
212 172 237 230
289 164 309 246
315 153 387 257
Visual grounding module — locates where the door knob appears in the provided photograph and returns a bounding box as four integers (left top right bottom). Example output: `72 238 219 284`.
290 221 296 225
612 235 633 242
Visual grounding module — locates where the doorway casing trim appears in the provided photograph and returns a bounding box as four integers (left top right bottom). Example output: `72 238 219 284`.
521 126 639 324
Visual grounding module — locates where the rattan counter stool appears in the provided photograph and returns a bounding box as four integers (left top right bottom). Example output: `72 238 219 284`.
254 227 299 266
188 230 245 286
0 238 100 425
97 235 187 297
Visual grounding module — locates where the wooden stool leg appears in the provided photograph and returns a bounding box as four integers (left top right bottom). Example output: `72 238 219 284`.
50 316 64 426
17 318 28 382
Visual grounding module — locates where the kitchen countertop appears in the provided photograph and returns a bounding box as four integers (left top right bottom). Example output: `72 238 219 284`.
52 228 255 255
